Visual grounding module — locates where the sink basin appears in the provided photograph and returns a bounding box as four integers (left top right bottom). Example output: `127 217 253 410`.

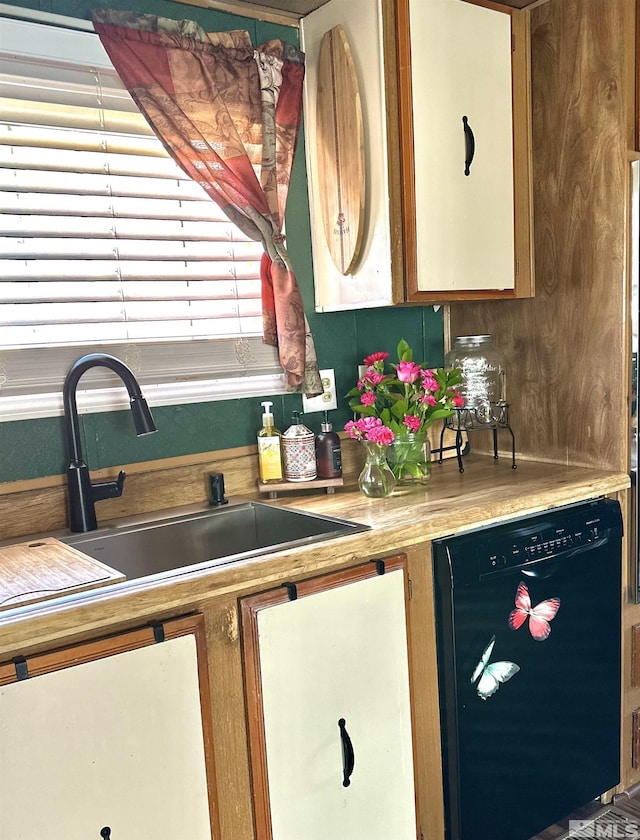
61 499 368 583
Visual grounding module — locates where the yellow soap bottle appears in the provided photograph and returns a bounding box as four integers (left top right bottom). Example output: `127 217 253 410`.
257 401 283 482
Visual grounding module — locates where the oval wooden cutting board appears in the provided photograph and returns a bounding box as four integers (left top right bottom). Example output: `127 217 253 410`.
315 25 365 276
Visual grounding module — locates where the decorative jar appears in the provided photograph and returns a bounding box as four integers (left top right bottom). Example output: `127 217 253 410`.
388 432 432 485
445 335 506 422
358 441 396 498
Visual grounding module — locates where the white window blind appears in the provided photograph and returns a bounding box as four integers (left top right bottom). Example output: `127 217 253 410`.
0 11 285 419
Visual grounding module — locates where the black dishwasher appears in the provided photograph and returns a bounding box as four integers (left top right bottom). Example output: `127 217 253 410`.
433 498 623 840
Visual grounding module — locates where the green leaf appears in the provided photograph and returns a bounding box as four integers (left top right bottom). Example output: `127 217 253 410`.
436 367 462 388
351 405 377 417
404 461 423 477
397 338 412 362
427 407 455 421
390 399 408 419
382 377 403 392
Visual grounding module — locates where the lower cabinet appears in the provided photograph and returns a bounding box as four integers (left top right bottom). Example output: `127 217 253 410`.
0 614 218 840
241 555 417 840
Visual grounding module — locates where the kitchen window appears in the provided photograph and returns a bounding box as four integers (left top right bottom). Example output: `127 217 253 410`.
0 9 287 421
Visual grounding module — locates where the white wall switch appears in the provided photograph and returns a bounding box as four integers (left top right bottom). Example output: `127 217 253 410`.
302 369 338 413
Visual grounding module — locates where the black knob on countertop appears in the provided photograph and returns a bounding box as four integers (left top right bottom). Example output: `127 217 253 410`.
209 472 229 506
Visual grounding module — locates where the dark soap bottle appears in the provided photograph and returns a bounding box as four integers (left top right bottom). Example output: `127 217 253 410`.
315 412 342 479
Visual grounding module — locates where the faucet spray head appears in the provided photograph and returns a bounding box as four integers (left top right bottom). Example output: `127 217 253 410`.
130 395 157 436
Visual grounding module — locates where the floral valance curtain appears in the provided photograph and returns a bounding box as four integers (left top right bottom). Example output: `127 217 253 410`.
91 9 321 395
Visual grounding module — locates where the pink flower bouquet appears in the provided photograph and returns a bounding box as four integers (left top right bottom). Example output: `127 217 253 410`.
346 339 464 484
346 339 464 439
344 416 396 444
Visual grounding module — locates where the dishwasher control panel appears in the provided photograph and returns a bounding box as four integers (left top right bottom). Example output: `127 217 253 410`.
472 500 622 576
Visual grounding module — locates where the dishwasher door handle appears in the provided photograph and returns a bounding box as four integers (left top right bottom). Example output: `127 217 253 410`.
521 560 559 579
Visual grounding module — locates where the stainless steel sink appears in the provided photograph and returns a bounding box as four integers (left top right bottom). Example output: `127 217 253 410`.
61 499 368 582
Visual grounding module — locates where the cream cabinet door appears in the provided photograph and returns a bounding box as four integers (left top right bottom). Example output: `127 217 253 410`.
0 616 216 840
409 0 515 293
242 558 417 840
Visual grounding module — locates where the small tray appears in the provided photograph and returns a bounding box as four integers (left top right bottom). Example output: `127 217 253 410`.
257 476 344 499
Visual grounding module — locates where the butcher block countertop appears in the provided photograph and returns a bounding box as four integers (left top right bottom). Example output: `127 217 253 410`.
0 455 629 658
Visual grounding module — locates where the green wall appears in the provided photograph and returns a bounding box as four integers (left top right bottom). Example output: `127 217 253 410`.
0 0 445 482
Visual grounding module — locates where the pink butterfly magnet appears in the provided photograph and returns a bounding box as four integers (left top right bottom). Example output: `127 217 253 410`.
508 581 561 641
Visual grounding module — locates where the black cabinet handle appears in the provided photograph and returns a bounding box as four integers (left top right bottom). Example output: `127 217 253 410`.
463 115 475 176
100 828 111 839
338 717 355 787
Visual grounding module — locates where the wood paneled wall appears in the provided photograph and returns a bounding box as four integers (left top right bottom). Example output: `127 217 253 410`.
450 0 635 471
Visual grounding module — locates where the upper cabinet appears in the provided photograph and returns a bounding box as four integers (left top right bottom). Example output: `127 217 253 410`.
301 0 534 309
398 0 533 301
301 0 402 311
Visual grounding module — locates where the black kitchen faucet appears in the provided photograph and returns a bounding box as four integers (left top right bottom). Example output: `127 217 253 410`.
63 353 157 533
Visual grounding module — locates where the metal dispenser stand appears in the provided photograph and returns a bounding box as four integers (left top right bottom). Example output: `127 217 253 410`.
439 403 516 473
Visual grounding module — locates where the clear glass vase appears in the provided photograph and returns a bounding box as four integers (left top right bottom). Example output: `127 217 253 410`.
388 432 432 485
358 441 396 498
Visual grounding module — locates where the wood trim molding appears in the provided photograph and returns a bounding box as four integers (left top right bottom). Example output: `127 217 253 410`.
510 6 535 297
633 707 640 769
394 0 418 303
381 0 406 304
239 595 275 840
171 0 300 27
464 0 552 7
632 624 640 687
633 0 640 151
0 611 200 679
